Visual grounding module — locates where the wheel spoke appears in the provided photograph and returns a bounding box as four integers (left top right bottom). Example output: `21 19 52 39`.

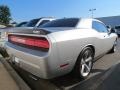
86 51 89 57
85 57 92 62
81 59 84 64
84 63 90 72
79 48 94 77
81 64 85 74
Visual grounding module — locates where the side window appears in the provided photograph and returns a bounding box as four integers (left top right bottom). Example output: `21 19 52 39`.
92 21 108 33
38 20 50 26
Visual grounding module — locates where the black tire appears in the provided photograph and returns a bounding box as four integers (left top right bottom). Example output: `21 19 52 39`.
0 47 9 58
73 47 94 79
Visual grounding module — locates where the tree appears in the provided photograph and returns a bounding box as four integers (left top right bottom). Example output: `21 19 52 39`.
0 5 11 25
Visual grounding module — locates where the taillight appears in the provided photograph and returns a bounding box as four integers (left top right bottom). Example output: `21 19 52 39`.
8 35 49 51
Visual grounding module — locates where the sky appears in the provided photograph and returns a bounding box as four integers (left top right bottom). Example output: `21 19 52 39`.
0 0 120 22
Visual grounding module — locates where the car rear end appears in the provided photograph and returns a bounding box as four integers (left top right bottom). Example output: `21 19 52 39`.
6 18 81 79
6 32 58 79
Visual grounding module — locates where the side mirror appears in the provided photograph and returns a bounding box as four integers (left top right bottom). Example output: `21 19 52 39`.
107 26 112 35
108 28 114 35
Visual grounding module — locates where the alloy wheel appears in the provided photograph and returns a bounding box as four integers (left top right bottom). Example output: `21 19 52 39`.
80 49 93 77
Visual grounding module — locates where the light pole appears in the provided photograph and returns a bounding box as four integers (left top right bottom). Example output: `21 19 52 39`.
89 8 96 18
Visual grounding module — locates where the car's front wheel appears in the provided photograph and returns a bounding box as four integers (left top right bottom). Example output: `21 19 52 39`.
74 47 94 79
108 40 117 53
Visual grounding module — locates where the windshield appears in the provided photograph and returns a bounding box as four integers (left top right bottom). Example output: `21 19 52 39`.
25 18 40 27
40 18 79 28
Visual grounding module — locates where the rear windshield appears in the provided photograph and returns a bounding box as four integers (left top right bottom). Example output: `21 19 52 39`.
40 18 79 28
26 19 40 27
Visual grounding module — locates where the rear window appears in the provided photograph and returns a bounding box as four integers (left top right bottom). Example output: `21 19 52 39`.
26 18 40 27
40 18 79 28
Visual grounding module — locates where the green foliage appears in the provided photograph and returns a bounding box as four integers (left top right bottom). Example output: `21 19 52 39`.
0 5 11 25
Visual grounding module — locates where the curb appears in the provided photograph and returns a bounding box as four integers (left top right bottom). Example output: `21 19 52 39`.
70 63 120 90
0 58 31 90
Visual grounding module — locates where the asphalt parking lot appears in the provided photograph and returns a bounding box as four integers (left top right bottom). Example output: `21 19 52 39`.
10 38 120 90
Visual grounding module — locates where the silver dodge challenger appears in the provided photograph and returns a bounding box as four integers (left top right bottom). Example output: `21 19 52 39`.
6 18 117 79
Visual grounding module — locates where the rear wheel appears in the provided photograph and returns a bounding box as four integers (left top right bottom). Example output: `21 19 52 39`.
74 47 94 79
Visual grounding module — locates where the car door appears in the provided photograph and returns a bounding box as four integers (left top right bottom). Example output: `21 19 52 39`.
92 21 112 56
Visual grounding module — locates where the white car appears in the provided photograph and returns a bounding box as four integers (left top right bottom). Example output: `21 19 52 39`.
6 18 117 79
25 17 55 27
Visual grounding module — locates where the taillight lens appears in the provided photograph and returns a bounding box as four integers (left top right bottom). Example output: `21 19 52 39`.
8 35 49 51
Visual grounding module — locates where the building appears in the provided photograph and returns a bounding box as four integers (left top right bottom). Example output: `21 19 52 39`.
97 15 120 36
97 15 120 27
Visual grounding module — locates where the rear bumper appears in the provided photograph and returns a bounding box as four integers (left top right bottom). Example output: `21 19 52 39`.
6 42 52 79
5 40 73 79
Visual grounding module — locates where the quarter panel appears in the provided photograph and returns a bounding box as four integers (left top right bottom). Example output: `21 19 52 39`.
48 29 97 74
